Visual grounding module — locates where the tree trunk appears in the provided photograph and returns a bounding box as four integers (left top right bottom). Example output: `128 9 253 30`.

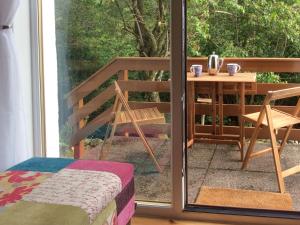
115 0 170 101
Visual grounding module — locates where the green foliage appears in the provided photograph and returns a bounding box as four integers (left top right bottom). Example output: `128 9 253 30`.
55 0 137 128
187 0 300 57
256 72 284 83
55 0 300 151
59 122 73 156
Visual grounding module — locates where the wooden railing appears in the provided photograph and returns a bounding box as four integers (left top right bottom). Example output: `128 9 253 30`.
66 57 300 158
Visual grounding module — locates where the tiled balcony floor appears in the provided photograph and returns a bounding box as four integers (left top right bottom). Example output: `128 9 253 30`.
84 137 300 211
187 142 300 210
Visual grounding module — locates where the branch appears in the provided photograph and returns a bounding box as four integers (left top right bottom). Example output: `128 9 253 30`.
131 0 157 54
114 0 136 37
214 10 234 16
281 36 288 56
158 0 164 21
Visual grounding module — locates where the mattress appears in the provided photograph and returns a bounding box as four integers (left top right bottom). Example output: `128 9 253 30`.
0 158 135 225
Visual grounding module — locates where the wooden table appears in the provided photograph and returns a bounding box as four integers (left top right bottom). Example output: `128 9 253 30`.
187 72 257 160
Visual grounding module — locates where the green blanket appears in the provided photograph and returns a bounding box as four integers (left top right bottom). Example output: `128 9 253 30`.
0 200 117 225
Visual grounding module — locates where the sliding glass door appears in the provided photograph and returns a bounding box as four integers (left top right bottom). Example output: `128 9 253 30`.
185 0 300 218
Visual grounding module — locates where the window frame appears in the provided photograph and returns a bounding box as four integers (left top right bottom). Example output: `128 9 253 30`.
32 0 47 157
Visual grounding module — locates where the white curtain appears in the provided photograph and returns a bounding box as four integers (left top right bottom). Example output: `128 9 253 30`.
0 0 30 171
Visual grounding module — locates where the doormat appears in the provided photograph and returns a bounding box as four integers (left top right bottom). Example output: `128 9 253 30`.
195 186 293 211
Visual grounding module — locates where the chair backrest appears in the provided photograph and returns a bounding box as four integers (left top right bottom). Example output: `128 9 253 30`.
262 87 300 117
114 81 133 113
267 87 300 101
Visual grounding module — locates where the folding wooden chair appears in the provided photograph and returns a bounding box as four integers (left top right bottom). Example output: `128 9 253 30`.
100 81 165 173
242 87 300 193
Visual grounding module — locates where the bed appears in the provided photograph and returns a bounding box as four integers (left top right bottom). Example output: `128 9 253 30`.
0 158 135 225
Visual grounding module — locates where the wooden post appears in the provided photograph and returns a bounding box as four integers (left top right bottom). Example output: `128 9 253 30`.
74 99 85 159
212 83 217 135
239 82 245 161
118 70 128 100
218 82 223 135
118 70 129 136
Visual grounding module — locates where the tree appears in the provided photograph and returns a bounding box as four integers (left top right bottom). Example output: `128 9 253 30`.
187 0 300 57
55 0 137 131
54 0 300 152
108 0 171 101
113 0 170 58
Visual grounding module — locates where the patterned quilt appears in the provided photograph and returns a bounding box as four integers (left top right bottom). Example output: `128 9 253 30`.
0 158 135 225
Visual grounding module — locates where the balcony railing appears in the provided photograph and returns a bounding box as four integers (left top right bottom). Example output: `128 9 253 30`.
66 57 300 158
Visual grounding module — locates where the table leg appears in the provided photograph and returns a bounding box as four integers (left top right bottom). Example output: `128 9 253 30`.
240 82 245 161
218 82 224 135
212 83 217 135
187 81 195 147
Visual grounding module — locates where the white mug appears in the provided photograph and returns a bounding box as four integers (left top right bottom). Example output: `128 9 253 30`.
227 63 241 76
190 65 203 77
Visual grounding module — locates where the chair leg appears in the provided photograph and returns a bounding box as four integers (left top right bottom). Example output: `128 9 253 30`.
269 129 286 193
102 106 122 159
100 120 118 160
242 124 260 169
100 100 122 160
99 122 112 160
278 125 292 155
265 105 285 193
133 122 162 173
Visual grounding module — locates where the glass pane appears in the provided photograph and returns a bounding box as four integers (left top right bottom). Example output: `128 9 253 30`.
186 0 300 212
53 0 171 203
